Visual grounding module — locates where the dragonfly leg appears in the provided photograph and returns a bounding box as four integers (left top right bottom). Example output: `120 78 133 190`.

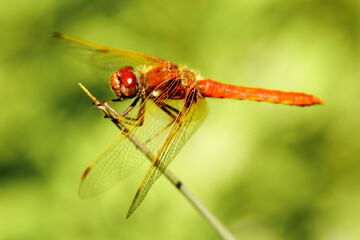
155 101 180 121
103 96 146 127
103 101 121 117
95 98 122 116
103 97 140 117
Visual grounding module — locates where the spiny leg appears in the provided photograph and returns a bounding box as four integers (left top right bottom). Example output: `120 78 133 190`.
103 96 146 126
155 101 180 121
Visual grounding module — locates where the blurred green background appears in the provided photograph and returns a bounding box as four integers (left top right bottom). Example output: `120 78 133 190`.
1 0 359 239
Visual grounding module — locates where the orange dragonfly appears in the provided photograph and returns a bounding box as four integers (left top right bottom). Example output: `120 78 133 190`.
52 33 323 218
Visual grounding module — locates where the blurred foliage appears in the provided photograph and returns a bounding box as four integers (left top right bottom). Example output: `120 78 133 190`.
0 0 359 239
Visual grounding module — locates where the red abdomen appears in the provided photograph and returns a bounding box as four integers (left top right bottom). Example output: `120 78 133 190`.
198 79 324 106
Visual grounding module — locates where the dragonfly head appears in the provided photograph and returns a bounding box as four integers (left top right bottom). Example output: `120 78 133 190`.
111 66 138 98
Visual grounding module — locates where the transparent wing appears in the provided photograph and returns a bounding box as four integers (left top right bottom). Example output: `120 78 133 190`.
127 87 208 217
51 33 166 81
79 79 207 201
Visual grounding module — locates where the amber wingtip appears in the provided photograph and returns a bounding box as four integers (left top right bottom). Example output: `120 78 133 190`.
81 166 91 181
51 32 65 39
51 32 76 42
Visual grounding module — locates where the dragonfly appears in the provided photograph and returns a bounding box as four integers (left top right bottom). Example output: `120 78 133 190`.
52 33 324 218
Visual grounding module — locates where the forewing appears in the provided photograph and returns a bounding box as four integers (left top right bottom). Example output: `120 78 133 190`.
52 33 166 81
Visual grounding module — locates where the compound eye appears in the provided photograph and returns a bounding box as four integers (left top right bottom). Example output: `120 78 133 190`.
120 71 137 87
119 66 134 74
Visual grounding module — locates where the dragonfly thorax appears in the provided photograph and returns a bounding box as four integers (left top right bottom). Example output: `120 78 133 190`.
110 66 138 98
142 63 199 100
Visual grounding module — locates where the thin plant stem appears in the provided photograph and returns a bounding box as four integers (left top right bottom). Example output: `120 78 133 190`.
78 83 236 240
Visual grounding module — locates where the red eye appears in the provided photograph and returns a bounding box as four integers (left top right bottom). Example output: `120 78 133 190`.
120 71 137 87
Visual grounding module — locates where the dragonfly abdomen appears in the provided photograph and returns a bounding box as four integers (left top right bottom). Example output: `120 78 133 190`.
198 79 323 106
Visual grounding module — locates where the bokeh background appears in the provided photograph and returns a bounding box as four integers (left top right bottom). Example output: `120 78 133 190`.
1 0 359 239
